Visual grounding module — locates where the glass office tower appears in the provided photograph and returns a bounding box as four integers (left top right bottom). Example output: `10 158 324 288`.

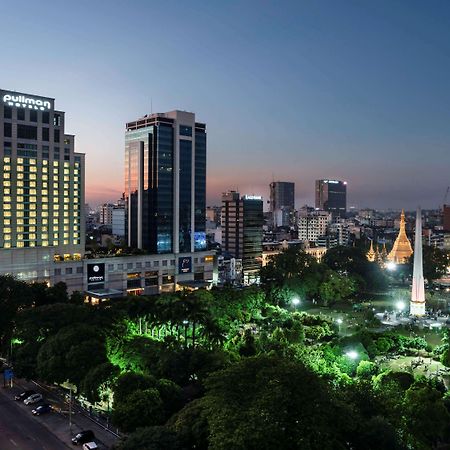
315 179 347 218
0 89 85 260
125 110 207 254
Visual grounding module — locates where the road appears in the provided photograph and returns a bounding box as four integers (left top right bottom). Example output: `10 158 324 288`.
0 387 69 450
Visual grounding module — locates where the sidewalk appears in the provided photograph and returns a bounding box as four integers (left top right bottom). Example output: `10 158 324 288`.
9 378 120 449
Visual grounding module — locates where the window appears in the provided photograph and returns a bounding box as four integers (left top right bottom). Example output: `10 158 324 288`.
42 127 49 141
54 114 61 126
4 106 12 119
179 125 192 137
54 268 61 275
17 108 25 121
76 267 83 274
54 129 60 143
30 110 37 122
17 124 37 140
42 112 49 124
65 267 73 275
4 123 11 138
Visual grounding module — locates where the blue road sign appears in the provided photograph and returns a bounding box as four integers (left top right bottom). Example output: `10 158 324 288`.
4 369 13 381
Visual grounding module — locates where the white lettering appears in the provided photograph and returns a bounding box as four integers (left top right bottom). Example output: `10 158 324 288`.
2 93 51 111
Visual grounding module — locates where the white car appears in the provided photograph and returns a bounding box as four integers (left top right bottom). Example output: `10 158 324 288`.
82 443 98 450
24 393 43 405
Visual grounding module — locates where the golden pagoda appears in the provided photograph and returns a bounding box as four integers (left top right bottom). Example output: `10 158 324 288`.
388 210 413 264
366 240 376 262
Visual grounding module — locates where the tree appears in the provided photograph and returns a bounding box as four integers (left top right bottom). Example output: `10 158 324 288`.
80 362 120 404
319 271 357 305
202 354 351 450
356 360 378 379
112 388 163 432
37 324 107 387
113 426 181 450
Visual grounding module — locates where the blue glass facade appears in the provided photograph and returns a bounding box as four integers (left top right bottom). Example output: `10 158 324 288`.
179 139 192 253
194 128 207 251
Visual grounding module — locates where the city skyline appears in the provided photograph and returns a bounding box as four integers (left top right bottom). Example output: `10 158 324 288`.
2 1 450 209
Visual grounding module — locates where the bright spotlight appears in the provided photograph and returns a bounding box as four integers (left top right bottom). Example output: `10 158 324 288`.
336 318 343 325
396 301 405 311
292 297 300 306
386 262 397 271
345 350 358 360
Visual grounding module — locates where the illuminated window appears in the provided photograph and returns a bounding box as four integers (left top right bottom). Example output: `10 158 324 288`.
53 240 58 245
29 242 36 248
3 181 10 186
16 211 24 217
42 193 48 199
64 233 69 238
42 233 48 239
4 242 11 248
16 227 24 232
64 219 70 224
29 204 36 210
3 165 10 171
29 234 36 239
3 188 10 195
17 242 24 248
29 219 36 224
42 204 48 210
42 218 48 224
53 219 59 225
17 158 23 164
73 232 79 238
16 196 24 202
3 204 11 210
42 211 49 217
3 228 11 233
29 181 36 187
17 165 23 172
3 234 11 241
30 159 36 165
30 211 37 217
64 190 69 197
64 162 70 167
42 175 48 181
43 160 48 165
30 166 37 173
53 168 58 175
64 176 69 182
17 234 23 240
54 204 60 210
53 161 59 166
64 198 69 203
30 196 37 203
64 169 70 175
42 241 49 247
42 182 48 188
42 167 48 173
29 174 36 180
4 173 11 179
3 196 11 202
29 226 36 232
64 183 69 189
3 157 11 163
64 240 69 245
53 233 59 239
3 219 10 225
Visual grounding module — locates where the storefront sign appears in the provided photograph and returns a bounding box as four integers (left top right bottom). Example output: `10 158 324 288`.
2 93 51 111
87 263 105 284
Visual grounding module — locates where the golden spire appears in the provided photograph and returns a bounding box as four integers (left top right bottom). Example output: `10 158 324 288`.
388 209 413 264
366 239 376 262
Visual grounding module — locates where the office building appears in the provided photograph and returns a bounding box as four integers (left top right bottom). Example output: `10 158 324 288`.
270 181 295 228
125 110 206 254
315 179 347 217
0 88 85 278
100 203 114 226
221 191 263 283
298 209 331 243
443 205 450 232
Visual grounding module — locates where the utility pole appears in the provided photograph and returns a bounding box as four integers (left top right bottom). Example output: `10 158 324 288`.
69 387 72 433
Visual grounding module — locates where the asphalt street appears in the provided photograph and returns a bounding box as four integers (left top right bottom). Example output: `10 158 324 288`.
0 387 69 450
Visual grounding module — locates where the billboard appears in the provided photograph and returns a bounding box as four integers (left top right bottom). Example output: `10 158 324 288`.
178 257 192 274
87 263 105 284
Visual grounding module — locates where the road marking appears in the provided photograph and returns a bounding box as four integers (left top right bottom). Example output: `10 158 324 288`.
10 439 18 447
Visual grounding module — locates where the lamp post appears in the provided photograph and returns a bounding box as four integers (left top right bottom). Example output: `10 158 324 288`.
345 350 358 361
336 318 343 334
291 297 300 311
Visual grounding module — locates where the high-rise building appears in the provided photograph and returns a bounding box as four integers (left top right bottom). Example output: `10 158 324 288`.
443 204 450 232
221 191 263 282
298 209 331 243
269 181 295 228
100 203 114 226
315 179 347 217
0 89 85 270
125 110 206 254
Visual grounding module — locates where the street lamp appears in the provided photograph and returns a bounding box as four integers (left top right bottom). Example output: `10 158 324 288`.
292 297 300 309
345 350 358 360
336 318 343 333
396 301 405 312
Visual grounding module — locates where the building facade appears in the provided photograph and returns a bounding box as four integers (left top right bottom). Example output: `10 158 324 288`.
269 181 295 228
0 89 85 280
298 209 332 243
315 179 347 217
221 191 263 282
125 110 206 254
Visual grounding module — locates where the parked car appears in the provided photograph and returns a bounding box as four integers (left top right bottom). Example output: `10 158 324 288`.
24 393 43 405
32 404 52 415
82 442 98 450
72 430 95 445
15 390 36 401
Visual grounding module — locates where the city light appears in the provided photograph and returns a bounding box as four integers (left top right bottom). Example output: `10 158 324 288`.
386 262 397 271
345 350 358 360
336 318 343 325
396 301 405 311
292 297 300 307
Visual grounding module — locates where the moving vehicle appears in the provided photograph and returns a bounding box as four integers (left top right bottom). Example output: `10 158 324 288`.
24 393 43 405
32 404 52 415
15 390 36 401
82 442 98 450
72 430 95 445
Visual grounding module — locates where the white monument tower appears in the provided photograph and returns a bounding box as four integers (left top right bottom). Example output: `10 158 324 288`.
410 207 426 316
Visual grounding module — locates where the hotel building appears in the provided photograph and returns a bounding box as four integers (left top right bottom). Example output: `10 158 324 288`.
0 89 84 280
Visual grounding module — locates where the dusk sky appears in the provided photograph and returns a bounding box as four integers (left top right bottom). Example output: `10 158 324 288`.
2 0 450 210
